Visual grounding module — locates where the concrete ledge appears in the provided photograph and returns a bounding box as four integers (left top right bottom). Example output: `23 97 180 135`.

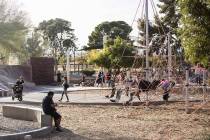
3 105 42 122
0 126 52 140
2 105 52 127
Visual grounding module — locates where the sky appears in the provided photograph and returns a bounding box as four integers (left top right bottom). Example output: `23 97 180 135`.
18 0 159 47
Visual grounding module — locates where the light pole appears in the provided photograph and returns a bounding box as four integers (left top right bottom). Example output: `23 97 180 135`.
145 0 149 81
167 32 172 81
66 48 71 84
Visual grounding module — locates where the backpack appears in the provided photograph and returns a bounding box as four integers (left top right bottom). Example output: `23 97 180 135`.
64 83 69 89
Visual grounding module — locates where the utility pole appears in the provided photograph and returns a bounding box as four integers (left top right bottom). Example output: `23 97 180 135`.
73 46 76 73
145 0 149 81
168 32 172 81
66 48 71 84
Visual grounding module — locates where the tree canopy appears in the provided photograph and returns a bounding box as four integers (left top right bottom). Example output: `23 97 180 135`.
0 0 28 63
87 37 135 69
178 0 210 66
37 18 77 65
86 21 132 50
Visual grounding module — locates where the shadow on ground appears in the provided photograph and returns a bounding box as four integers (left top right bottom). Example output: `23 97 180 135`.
35 128 90 140
35 128 138 140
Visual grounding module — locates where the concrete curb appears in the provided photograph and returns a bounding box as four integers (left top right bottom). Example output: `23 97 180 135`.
0 90 9 97
0 100 204 106
0 126 52 140
41 87 112 93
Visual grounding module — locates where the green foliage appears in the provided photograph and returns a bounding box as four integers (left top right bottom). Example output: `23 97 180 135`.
157 0 183 65
24 31 44 57
158 0 180 31
178 0 210 66
87 37 135 69
86 21 132 50
0 0 28 63
81 69 95 76
37 18 77 65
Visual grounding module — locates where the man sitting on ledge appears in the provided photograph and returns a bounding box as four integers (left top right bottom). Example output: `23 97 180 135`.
42 91 62 132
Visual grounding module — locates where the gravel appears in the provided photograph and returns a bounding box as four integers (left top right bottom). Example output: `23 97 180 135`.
0 105 40 135
0 88 209 140
34 102 210 140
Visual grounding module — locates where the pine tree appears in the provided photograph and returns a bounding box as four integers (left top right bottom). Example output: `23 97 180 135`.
178 0 210 66
158 0 180 31
158 0 183 66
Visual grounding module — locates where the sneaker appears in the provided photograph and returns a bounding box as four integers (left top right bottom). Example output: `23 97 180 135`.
58 99 62 102
105 95 109 98
56 127 63 132
66 100 69 102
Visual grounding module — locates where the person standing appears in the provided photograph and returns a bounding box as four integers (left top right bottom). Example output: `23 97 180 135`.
42 91 62 132
56 71 62 83
59 77 69 102
195 63 204 85
105 71 112 87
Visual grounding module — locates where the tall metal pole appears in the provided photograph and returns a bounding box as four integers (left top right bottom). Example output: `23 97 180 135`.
168 32 172 81
185 69 189 113
202 70 207 103
145 0 149 81
66 49 70 84
73 47 76 73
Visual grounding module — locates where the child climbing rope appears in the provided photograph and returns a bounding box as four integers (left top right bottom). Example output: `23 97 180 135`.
159 79 175 102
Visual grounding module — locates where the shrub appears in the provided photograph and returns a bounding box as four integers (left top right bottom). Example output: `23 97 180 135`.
81 69 95 76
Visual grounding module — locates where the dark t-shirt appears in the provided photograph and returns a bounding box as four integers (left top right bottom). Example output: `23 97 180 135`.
42 96 56 114
19 79 24 84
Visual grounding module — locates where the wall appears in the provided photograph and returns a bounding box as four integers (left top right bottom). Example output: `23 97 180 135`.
30 57 55 85
0 65 33 90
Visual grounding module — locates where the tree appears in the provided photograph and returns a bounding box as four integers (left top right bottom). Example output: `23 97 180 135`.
24 31 45 57
0 0 28 63
158 0 184 65
86 21 132 50
158 0 180 31
87 37 135 69
178 0 210 66
37 18 77 68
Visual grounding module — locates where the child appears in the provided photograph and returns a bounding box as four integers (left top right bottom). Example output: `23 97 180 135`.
59 77 69 102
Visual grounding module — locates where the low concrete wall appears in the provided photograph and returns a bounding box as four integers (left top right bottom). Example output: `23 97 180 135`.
3 105 42 122
2 105 52 127
1 105 53 140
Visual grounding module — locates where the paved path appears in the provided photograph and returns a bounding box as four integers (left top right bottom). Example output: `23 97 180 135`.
0 85 207 105
0 86 143 104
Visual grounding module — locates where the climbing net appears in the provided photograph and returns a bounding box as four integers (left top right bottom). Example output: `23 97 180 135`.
100 0 210 112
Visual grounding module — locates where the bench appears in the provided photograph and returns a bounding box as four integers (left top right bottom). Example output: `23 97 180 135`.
2 105 52 127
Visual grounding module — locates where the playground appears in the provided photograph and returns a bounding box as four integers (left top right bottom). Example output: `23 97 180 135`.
0 0 210 139
0 85 209 139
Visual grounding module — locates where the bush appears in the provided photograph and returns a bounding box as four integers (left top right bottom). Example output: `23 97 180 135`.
81 69 95 76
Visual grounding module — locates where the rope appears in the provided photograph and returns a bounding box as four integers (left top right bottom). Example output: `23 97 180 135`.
150 0 166 35
131 0 142 27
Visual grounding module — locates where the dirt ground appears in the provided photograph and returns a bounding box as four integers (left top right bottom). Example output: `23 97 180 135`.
35 101 210 140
